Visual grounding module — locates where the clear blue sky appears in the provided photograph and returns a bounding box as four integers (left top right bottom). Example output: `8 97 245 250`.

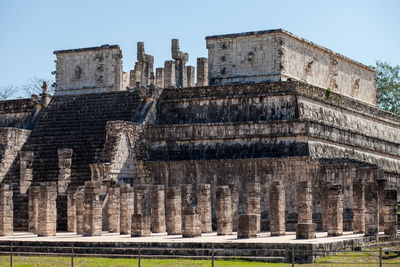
0 0 399 97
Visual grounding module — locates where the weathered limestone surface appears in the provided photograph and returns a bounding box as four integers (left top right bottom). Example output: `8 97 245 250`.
131 214 150 237
383 189 397 235
0 185 13 236
67 188 76 232
182 206 202 238
195 57 208 87
365 181 379 236
206 29 376 105
19 151 33 194
353 179 366 234
228 184 239 232
186 66 195 87
135 185 150 215
83 181 102 236
54 45 123 95
216 186 232 235
151 185 166 233
296 180 316 239
171 39 188 88
377 180 386 231
181 184 193 212
107 185 120 233
326 184 343 236
237 214 258 239
269 180 285 236
120 184 134 234
28 186 39 233
37 182 57 237
246 183 261 232
166 187 182 235
156 68 164 88
164 60 176 88
196 184 212 233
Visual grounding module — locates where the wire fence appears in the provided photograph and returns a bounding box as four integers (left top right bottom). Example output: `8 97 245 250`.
0 242 399 266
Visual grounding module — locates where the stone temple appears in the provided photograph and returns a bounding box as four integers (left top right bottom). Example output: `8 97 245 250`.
0 29 398 242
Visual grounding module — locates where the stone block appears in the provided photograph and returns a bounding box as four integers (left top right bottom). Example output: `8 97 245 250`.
156 68 164 88
326 184 343 236
296 223 317 239
216 186 232 235
246 183 260 232
120 184 134 235
0 184 13 236
107 186 120 233
237 214 258 239
28 186 39 233
182 206 202 238
196 184 212 233
186 66 195 87
365 181 379 236
83 181 102 236
196 57 208 87
75 187 85 235
353 179 366 234
166 186 182 235
135 184 150 216
37 182 57 237
67 188 76 232
131 214 150 237
384 189 397 236
228 184 239 232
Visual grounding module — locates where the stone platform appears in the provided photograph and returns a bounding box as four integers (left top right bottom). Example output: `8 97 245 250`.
0 231 397 263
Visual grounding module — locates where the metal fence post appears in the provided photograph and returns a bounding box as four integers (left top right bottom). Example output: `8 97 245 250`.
71 243 74 267
379 247 382 267
10 242 13 267
211 243 214 267
291 247 294 267
138 244 141 267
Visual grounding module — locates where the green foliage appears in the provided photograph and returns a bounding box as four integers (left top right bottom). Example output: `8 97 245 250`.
374 61 400 114
326 87 332 97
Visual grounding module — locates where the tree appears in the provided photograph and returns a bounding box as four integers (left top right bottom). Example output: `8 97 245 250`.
21 77 55 97
374 61 400 115
0 85 15 100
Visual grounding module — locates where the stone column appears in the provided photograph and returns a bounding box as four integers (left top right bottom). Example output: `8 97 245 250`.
327 184 343 236
19 151 33 194
156 68 164 88
57 148 73 195
75 187 85 235
269 180 286 236
196 184 212 233
377 180 387 231
228 183 239 232
353 179 366 234
135 185 150 216
237 214 258 239
172 39 188 88
164 60 176 88
181 184 193 212
67 187 76 232
0 185 13 236
107 185 120 233
216 186 232 235
83 181 102 236
182 206 202 238
151 185 166 233
383 189 397 235
166 186 182 235
28 186 39 233
131 214 150 237
321 181 331 231
37 182 57 237
365 181 379 236
186 66 195 87
246 183 261 232
296 180 316 239
120 184 134 235
196 58 208 87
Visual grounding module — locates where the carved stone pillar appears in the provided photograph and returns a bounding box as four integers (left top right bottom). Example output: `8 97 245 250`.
107 185 120 233
182 206 202 238
180 184 193 212
196 58 208 87
186 66 195 87
164 61 176 88
83 181 102 236
228 183 239 232
135 184 150 216
19 151 33 194
196 184 212 233
67 187 76 232
28 186 39 233
327 184 343 236
246 183 261 232
131 214 150 237
57 148 73 195
216 186 232 235
383 189 397 235
237 214 258 239
269 180 286 236
75 187 85 235
353 179 366 234
296 180 316 239
151 185 166 233
365 181 379 236
120 184 134 234
155 68 164 88
0 184 13 236
166 186 182 235
37 182 57 237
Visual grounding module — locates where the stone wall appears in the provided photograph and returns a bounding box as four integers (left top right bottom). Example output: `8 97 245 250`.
54 45 123 96
206 29 376 105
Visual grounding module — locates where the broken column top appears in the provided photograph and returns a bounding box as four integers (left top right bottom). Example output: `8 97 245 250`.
137 42 154 65
171 39 188 63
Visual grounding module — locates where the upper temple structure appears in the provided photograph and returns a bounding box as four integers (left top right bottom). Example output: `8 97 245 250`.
0 29 398 245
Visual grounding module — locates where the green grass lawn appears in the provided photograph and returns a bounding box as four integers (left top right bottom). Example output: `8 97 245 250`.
0 249 399 266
